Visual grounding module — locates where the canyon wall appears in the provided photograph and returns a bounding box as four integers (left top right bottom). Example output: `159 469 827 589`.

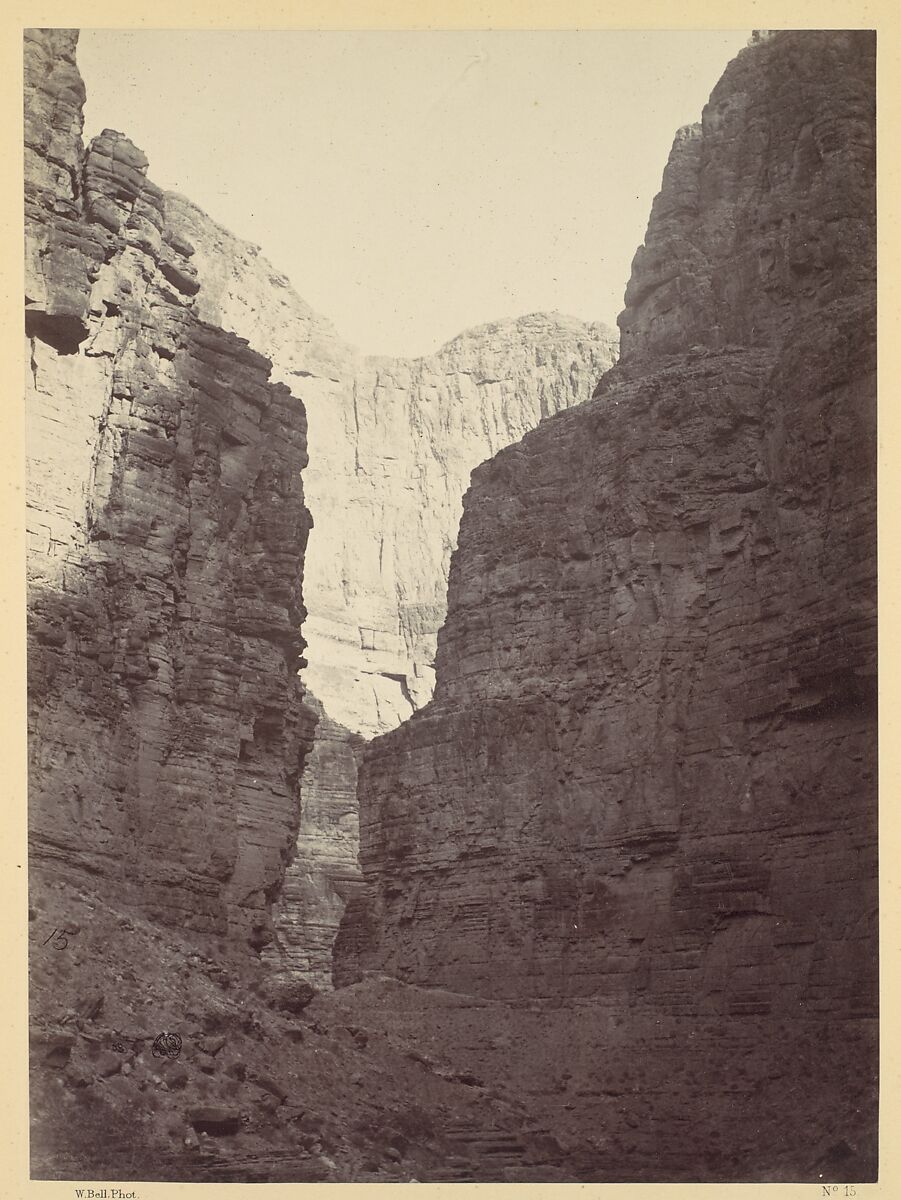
26 28 317 943
336 18 877 1079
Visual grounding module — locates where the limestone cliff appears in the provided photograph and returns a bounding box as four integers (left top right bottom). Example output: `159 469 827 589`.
26 28 316 943
308 314 618 735
335 30 877 1180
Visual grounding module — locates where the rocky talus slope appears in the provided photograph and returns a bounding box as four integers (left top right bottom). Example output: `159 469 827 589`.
26 28 316 944
166 186 617 985
336 30 877 1181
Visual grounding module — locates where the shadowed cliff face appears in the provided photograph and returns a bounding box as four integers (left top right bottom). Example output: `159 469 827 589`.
26 28 316 942
335 30 877 1180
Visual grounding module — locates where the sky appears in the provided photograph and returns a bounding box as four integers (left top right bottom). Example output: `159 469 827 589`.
77 29 751 358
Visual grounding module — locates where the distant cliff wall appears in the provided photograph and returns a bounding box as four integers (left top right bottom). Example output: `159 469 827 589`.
160 201 618 737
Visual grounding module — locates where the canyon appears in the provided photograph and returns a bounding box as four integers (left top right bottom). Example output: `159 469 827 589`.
26 25 876 1185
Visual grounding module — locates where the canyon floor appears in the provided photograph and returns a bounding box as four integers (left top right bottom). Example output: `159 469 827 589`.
30 871 875 1184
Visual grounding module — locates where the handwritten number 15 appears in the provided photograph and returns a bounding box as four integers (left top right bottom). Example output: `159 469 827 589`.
41 927 75 950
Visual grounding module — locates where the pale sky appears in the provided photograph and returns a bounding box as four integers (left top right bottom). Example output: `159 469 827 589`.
77 29 751 358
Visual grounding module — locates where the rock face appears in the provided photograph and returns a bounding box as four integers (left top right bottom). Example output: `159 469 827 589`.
162 196 616 982
25 28 316 942
299 314 618 736
335 30 877 1178
272 691 366 981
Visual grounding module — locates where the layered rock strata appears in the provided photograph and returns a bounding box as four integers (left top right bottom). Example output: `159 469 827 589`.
26 27 316 942
335 29 877 1176
270 691 367 981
